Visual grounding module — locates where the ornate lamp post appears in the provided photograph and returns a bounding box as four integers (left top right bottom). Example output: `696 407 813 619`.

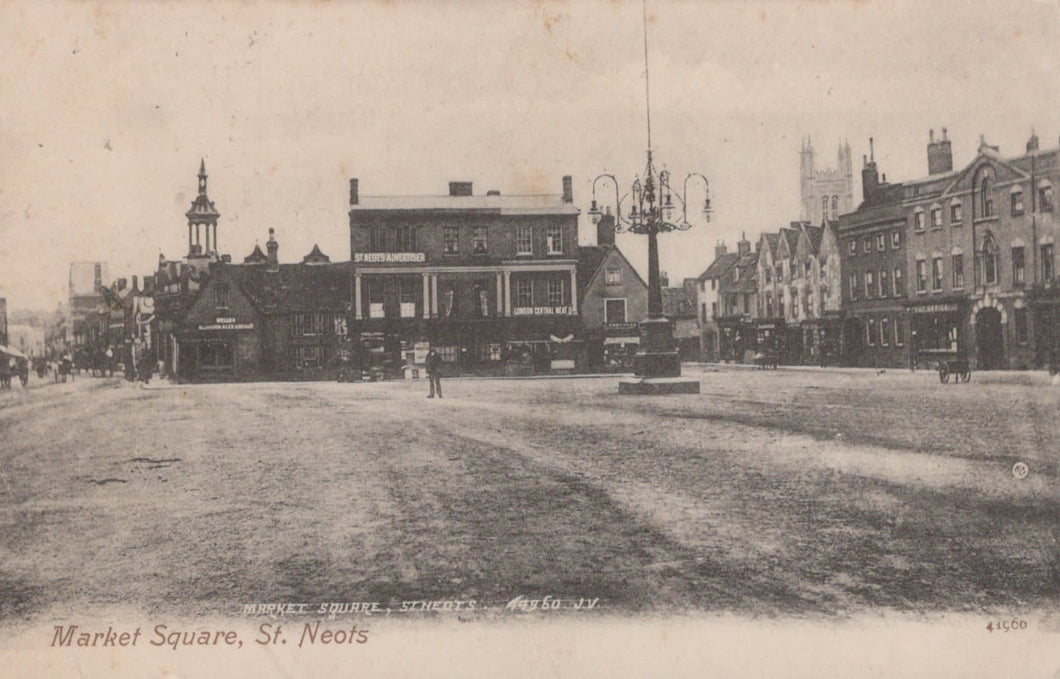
587 1 712 394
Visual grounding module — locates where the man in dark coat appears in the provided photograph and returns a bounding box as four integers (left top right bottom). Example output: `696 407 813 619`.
425 348 442 398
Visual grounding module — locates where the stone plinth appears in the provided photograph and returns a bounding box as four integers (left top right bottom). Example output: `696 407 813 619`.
618 376 700 395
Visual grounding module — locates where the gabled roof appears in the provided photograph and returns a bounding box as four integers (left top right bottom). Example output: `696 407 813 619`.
940 149 1032 197
661 285 696 318
203 261 353 314
577 244 647 303
803 225 823 255
243 244 267 264
697 252 739 280
302 244 331 264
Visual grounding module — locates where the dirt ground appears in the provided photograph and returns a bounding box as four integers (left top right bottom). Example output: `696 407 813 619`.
0 367 1056 622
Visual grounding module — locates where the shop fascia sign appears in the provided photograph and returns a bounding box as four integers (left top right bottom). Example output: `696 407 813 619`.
197 316 254 331
512 306 573 316
353 252 426 263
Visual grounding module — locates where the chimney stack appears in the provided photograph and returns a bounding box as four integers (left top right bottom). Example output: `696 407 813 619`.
116 277 127 291
449 181 473 197
927 127 953 175
737 231 751 257
596 209 616 247
715 240 728 259
349 178 359 205
861 137 880 202
562 175 573 204
266 228 279 272
1026 129 1040 153
660 271 670 288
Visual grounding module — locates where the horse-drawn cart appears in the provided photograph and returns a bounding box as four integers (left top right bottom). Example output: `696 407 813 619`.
919 349 971 383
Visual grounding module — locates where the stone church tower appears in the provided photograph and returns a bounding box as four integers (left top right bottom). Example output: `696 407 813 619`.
799 137 854 224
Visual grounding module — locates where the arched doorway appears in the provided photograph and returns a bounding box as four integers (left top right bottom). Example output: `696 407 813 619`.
975 307 1004 370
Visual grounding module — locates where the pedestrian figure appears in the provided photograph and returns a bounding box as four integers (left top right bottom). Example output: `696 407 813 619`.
425 348 442 399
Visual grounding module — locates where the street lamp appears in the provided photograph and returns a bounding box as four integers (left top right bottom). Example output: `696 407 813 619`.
587 1 711 395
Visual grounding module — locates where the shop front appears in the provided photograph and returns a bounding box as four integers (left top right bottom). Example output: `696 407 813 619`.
908 298 969 370
176 319 260 381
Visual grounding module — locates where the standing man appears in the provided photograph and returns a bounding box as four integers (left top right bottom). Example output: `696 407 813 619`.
425 348 442 399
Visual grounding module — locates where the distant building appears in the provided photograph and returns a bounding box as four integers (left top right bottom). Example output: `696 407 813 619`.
696 242 740 362
0 297 7 346
661 275 701 361
347 176 581 375
577 215 649 371
714 235 758 362
800 137 854 224
68 261 108 318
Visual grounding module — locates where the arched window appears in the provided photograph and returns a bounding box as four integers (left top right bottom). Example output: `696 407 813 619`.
979 174 993 218
980 232 999 285
831 195 839 211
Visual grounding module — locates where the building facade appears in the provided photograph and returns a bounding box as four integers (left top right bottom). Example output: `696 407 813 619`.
696 242 739 362
837 140 909 368
902 130 1059 370
347 177 581 375
577 220 648 371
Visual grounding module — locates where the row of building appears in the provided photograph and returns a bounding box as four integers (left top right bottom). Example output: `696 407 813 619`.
62 127 1060 381
66 164 657 381
698 130 1059 371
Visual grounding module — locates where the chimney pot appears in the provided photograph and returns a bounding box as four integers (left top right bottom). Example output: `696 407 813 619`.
449 181 473 197
349 178 359 205
562 175 573 204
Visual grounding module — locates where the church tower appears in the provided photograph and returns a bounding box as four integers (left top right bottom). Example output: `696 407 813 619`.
799 138 854 224
185 159 220 260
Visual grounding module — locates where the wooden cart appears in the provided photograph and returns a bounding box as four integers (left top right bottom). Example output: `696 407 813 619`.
920 349 971 383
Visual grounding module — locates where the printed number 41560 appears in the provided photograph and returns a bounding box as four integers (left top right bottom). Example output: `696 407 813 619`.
986 618 1027 632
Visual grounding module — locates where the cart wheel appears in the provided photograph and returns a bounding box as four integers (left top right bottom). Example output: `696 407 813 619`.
939 363 950 383
960 370 971 383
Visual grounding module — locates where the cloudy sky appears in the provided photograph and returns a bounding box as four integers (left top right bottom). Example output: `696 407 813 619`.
1 0 1057 310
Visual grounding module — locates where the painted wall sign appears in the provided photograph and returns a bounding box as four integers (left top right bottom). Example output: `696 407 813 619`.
353 252 426 263
512 306 573 316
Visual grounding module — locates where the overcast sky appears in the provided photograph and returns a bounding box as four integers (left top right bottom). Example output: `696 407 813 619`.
1 0 1057 310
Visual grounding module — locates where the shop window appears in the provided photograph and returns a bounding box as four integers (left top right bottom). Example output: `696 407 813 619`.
199 342 234 369
916 259 927 293
437 346 460 363
443 226 459 255
215 284 229 309
1012 247 1025 286
604 299 626 324
952 254 964 288
400 278 420 318
516 280 533 307
472 226 488 253
605 267 621 285
516 225 533 255
294 345 322 369
1014 307 1028 344
932 257 943 291
1042 243 1055 280
546 225 563 254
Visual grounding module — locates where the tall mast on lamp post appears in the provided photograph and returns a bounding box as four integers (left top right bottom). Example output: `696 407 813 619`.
587 0 712 394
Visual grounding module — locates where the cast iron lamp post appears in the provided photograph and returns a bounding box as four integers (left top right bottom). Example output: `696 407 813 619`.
585 1 712 394
588 162 711 392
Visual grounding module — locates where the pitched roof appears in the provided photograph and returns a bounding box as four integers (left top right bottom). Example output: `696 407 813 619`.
212 261 353 313
350 193 579 215
697 252 739 280
302 244 331 264
577 245 610 300
804 225 823 255
661 285 696 318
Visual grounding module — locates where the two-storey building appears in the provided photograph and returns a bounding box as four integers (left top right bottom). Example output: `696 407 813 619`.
347 176 581 375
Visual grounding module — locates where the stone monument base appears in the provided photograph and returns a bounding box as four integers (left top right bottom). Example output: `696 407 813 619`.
618 376 701 395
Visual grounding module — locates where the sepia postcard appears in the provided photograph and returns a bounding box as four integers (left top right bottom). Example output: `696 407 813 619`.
0 0 1058 676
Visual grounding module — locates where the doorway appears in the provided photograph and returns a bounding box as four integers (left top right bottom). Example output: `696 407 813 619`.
975 307 1004 370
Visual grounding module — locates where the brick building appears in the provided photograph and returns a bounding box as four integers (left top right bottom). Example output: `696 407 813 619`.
837 139 909 368
347 176 581 375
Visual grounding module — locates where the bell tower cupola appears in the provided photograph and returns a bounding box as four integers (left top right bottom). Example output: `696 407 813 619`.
185 158 221 259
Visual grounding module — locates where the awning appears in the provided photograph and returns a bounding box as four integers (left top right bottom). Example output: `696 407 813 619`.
0 345 28 359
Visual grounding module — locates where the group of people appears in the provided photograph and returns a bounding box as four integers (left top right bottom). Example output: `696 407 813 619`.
0 355 29 389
